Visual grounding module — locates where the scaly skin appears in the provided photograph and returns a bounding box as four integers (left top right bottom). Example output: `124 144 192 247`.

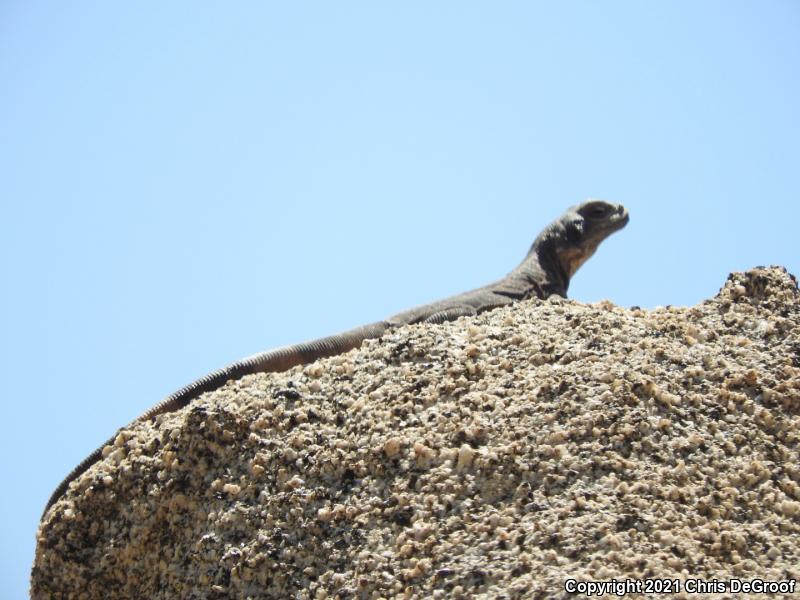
42 199 629 518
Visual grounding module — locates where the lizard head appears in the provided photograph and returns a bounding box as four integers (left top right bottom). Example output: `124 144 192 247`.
552 199 629 279
530 199 629 288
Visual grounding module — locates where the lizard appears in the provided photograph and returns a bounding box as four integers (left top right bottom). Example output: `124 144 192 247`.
42 199 629 518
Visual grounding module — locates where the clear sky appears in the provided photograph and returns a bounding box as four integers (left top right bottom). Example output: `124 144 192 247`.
2 2 798 596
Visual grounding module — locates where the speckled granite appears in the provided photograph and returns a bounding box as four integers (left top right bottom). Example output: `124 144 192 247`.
32 267 799 599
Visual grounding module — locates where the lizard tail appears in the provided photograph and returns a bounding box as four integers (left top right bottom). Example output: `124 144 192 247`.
41 441 112 520
145 320 388 417
42 321 388 518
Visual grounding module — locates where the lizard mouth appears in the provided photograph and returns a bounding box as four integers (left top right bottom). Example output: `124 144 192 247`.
588 204 629 242
609 205 629 229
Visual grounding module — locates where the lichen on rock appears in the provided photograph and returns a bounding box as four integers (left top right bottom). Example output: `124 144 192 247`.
32 267 800 599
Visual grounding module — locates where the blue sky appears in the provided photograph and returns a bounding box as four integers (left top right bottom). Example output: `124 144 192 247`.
2 2 798 596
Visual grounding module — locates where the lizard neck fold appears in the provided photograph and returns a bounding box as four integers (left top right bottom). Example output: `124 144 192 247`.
508 233 569 299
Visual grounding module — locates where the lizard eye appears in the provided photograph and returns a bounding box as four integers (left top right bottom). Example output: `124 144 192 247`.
585 204 611 219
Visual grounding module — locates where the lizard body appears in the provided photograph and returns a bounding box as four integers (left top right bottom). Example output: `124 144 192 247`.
42 199 628 517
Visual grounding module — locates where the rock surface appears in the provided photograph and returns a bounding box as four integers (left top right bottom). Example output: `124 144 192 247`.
32 267 800 599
